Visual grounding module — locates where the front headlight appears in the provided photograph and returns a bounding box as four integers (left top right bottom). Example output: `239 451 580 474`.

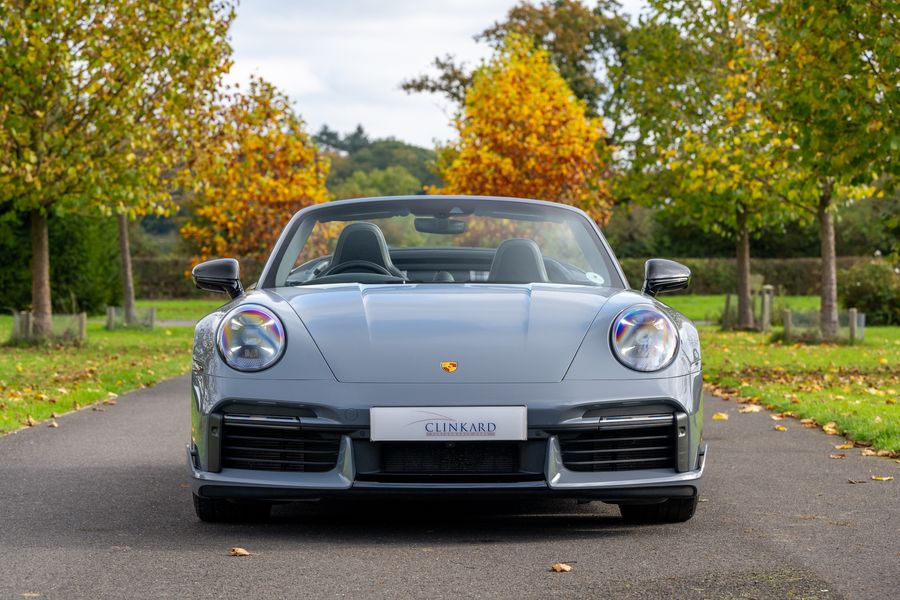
610 306 678 372
218 305 286 371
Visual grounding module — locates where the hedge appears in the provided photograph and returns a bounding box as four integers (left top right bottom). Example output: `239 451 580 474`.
619 256 868 295
0 214 121 314
132 256 265 299
133 254 870 298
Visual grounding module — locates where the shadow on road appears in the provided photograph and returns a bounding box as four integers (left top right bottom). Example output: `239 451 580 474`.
5 461 640 550
254 496 632 544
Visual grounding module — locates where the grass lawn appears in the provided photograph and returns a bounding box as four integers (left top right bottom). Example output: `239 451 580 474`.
700 326 900 454
135 297 226 321
0 316 193 434
663 294 820 322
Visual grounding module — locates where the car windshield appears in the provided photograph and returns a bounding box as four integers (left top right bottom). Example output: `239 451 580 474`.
267 198 623 288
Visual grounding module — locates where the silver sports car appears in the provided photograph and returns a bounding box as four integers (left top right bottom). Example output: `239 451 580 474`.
188 195 705 523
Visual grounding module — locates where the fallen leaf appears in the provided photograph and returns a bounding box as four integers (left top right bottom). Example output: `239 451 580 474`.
229 547 250 557
550 563 572 573
21 594 40 598
770 414 784 421
738 405 762 413
822 422 839 435
871 476 894 482
50 412 60 418
834 443 854 449
48 421 59 428
876 450 894 457
861 448 877 456
829 453 846 459
25 415 36 427
848 479 866 484
774 425 787 431
712 412 729 421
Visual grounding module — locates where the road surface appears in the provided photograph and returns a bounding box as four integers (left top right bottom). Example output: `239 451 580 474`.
1 376 897 599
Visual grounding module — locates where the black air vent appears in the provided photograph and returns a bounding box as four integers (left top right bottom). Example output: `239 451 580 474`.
558 419 677 472
221 415 341 472
381 442 519 474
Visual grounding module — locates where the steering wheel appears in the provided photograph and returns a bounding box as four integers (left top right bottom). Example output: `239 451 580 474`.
320 260 392 277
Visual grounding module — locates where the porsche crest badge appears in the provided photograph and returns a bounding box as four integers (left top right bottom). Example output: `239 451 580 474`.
440 361 458 373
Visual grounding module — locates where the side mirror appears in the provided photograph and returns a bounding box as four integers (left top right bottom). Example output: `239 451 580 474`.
192 258 244 299
642 259 690 297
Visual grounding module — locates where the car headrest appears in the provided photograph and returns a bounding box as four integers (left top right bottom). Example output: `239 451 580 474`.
488 238 548 283
330 222 402 276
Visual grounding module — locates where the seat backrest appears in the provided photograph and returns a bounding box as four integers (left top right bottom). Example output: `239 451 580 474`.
330 222 402 276
488 238 548 283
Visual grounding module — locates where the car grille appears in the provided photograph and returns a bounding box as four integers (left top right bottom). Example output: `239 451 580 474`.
221 415 341 472
380 442 519 474
558 416 677 472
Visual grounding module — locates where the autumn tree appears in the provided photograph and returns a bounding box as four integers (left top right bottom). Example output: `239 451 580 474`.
403 0 630 139
615 1 809 328
0 0 235 337
181 78 330 265
432 35 612 224
752 0 897 339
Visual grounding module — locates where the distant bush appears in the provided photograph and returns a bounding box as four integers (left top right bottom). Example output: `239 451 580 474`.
0 214 120 314
619 256 867 295
132 256 265 299
838 260 900 326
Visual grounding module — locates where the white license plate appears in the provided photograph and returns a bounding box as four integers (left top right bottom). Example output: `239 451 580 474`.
370 406 527 442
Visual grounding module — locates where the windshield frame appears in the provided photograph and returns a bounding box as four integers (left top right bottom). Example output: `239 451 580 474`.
258 195 628 289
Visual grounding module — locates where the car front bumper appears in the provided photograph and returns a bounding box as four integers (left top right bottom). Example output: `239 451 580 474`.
188 438 706 501
188 371 705 502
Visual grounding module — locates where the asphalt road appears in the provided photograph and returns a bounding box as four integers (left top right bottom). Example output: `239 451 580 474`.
1 376 898 600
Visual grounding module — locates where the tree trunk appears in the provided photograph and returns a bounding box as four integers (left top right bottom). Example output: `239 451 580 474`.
118 213 137 325
818 182 838 340
30 210 53 340
735 207 754 330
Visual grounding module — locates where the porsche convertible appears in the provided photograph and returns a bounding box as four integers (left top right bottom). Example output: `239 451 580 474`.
188 195 705 523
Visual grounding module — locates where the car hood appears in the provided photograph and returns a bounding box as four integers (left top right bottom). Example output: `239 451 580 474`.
277 283 616 383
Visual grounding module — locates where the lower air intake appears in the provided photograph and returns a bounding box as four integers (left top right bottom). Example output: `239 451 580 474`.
558 416 677 472
221 415 341 473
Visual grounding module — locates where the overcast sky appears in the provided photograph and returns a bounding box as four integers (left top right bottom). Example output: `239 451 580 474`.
228 1 645 148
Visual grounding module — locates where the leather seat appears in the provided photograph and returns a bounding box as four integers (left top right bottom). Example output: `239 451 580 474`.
488 238 548 283
329 222 403 277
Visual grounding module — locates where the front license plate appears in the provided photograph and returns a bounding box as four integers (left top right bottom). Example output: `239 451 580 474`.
370 406 527 442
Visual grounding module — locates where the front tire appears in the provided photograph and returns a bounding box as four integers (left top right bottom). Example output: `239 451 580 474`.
193 493 272 522
619 495 698 524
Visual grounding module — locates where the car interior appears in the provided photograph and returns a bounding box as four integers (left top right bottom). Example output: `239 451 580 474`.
285 221 606 287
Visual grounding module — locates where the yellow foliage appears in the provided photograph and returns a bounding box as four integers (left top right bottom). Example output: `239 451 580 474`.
181 78 330 264
432 35 612 225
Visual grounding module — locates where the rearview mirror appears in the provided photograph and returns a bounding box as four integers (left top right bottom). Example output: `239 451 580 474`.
414 217 466 235
192 258 244 299
642 259 691 297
